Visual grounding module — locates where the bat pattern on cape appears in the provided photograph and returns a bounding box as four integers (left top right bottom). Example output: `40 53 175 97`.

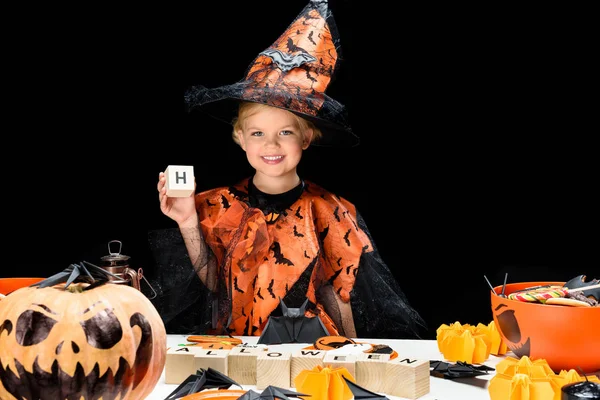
271 242 294 266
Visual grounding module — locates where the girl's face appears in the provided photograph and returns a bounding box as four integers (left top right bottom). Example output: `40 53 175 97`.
236 106 312 182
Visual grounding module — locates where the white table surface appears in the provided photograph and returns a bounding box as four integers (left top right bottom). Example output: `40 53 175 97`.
146 335 506 400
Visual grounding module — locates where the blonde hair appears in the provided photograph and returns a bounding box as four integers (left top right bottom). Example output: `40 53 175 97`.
231 102 322 145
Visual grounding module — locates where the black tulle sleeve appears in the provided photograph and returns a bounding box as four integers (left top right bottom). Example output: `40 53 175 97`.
350 211 427 339
145 228 215 334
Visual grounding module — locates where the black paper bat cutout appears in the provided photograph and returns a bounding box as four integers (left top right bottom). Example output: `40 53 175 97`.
31 261 122 290
163 367 241 400
236 386 309 400
342 376 389 400
564 274 600 301
430 360 494 379
257 298 329 344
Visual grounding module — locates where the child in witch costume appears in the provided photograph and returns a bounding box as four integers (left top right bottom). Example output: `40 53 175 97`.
150 0 425 339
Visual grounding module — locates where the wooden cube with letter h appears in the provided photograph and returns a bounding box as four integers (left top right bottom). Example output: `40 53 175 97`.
165 165 195 197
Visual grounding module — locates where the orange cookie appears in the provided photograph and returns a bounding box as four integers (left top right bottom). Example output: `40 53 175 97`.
545 297 591 307
186 335 243 345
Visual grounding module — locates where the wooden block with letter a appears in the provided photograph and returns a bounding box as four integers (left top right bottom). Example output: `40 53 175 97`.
165 165 195 197
193 349 230 376
256 351 292 389
227 346 264 385
165 346 200 384
355 352 391 393
383 357 430 399
290 349 325 387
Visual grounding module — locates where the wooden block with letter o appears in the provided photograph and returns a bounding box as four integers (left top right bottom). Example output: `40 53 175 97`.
384 357 430 399
256 350 292 389
165 165 195 197
227 346 264 385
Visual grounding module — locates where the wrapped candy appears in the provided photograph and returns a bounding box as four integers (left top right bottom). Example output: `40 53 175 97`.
508 286 566 303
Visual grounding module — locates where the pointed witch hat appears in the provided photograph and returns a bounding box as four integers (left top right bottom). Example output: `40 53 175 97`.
184 0 359 147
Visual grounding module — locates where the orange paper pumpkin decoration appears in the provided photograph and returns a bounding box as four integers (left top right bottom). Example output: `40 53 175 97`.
489 373 555 400
483 320 508 356
0 282 167 400
436 321 491 364
294 365 355 400
489 356 558 400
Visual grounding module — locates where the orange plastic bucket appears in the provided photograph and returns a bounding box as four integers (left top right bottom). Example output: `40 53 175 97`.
491 281 600 373
0 277 45 295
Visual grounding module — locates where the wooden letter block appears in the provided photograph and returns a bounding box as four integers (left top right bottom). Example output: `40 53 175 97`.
322 353 357 377
256 351 292 389
165 346 200 384
194 349 230 376
227 346 263 385
165 165 195 197
384 358 430 399
290 350 325 387
355 352 391 393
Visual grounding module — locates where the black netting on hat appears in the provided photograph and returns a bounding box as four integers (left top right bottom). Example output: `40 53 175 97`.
184 83 359 147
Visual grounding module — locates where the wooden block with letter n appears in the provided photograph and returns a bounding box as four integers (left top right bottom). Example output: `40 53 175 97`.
227 346 264 385
165 346 201 384
383 357 430 399
165 165 195 197
290 349 325 387
256 350 292 389
355 352 391 393
193 349 230 376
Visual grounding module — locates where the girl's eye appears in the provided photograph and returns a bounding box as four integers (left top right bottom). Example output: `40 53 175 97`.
250 131 263 137
280 130 293 136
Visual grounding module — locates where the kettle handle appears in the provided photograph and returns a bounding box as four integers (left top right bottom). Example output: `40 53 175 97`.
124 267 141 290
123 268 158 299
108 240 123 255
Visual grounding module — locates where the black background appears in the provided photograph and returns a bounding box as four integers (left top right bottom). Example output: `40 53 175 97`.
4 1 597 339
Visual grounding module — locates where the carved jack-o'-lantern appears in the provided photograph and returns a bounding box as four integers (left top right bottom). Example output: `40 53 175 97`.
0 264 167 400
490 281 600 373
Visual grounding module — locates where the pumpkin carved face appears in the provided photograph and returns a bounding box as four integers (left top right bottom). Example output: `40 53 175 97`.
0 282 166 400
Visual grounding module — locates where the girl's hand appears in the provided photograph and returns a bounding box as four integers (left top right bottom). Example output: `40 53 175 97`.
157 171 197 227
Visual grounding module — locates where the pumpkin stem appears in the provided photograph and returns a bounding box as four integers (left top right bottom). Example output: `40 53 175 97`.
66 284 86 293
31 261 120 290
